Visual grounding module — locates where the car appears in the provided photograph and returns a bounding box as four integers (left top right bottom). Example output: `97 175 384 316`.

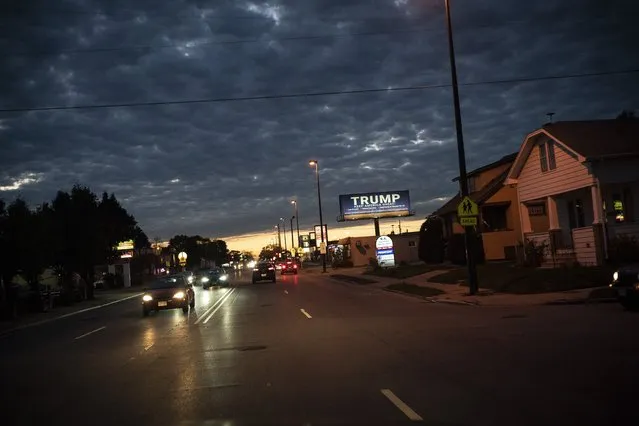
199 268 230 289
142 274 195 316
280 259 298 275
252 262 276 284
610 264 639 310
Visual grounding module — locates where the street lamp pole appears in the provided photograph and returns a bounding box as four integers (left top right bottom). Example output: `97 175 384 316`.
291 200 300 247
309 160 327 273
444 0 478 295
280 218 288 252
275 225 281 250
290 216 295 251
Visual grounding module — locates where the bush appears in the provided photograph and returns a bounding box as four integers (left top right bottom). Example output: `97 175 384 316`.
418 215 445 263
608 234 639 264
522 239 547 267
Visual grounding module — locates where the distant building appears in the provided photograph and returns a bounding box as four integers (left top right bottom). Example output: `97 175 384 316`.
336 232 421 267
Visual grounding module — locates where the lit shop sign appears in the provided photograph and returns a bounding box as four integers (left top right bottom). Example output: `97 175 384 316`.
116 240 134 251
375 236 395 268
339 190 411 220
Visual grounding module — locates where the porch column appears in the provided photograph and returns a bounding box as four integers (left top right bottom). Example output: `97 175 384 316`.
547 196 560 230
591 184 603 224
519 203 531 234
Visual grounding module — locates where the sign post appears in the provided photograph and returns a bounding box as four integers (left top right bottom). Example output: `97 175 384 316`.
375 236 396 268
456 196 479 294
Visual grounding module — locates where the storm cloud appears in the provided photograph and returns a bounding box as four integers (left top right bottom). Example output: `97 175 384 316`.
1 0 638 238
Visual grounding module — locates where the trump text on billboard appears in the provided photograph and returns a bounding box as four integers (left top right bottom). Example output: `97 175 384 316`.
339 190 411 221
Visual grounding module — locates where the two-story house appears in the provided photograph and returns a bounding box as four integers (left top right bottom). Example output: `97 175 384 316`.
506 119 639 266
433 152 521 261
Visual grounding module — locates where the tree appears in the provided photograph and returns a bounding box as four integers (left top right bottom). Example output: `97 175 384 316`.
617 109 637 120
133 225 150 249
259 244 281 260
418 215 445 263
168 235 228 268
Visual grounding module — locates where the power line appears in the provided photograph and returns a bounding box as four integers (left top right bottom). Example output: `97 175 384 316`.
5 27 431 57
1 68 636 114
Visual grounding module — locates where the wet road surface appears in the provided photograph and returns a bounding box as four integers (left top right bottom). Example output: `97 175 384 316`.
1 269 638 425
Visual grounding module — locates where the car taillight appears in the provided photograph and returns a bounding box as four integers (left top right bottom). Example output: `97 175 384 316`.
293 264 298 268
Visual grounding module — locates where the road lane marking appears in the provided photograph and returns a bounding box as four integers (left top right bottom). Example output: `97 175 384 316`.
144 344 154 351
284 290 289 294
194 288 232 324
202 288 236 324
0 293 142 337
381 389 423 421
74 326 107 340
300 308 312 319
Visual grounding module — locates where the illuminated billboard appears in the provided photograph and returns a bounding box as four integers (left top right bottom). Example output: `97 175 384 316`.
339 190 411 221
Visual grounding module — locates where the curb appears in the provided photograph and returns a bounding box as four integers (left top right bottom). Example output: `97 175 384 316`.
382 288 437 302
429 298 479 306
545 297 617 306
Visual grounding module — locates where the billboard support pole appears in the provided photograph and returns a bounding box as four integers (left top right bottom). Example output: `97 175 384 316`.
374 218 380 237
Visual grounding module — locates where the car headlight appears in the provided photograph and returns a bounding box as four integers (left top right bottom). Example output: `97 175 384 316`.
253 268 259 272
173 291 185 299
142 294 153 302
201 277 210 283
219 275 228 281
187 276 194 283
613 271 619 282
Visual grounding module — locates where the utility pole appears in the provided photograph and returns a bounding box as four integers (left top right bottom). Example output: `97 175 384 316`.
445 0 479 295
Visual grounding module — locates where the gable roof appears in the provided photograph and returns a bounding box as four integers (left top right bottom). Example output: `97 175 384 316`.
452 152 518 182
543 119 639 159
508 119 639 181
434 167 512 216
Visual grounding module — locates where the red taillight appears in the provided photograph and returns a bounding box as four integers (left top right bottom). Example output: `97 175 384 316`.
293 264 298 269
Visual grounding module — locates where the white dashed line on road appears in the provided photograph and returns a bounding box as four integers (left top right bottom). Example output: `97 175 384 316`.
300 308 312 319
144 344 154 351
74 326 107 340
381 389 423 421
284 290 289 294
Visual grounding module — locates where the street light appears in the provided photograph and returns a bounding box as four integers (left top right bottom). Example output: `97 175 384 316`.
308 160 327 273
444 0 478 295
291 200 300 248
290 216 295 252
274 225 281 250
279 217 288 252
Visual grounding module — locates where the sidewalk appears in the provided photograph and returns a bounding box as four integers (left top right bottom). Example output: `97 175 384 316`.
0 287 143 335
328 267 616 307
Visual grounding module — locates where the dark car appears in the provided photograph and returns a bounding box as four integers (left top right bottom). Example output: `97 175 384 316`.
199 267 230 289
142 274 195 316
280 259 299 275
252 262 276 284
611 265 639 310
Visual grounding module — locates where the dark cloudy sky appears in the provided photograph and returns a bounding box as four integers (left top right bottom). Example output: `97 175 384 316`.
1 0 638 239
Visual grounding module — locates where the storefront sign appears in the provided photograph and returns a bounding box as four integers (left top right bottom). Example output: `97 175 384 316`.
339 190 411 221
375 236 395 268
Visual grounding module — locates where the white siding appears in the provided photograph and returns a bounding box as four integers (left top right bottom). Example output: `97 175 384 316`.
572 227 597 266
518 138 595 202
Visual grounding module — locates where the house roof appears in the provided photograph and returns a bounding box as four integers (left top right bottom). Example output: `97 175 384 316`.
543 119 639 159
452 152 518 182
508 118 639 181
434 167 511 216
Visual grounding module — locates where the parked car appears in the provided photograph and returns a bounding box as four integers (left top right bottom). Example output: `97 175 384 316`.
142 274 195 316
252 262 276 284
611 265 639 310
280 259 298 275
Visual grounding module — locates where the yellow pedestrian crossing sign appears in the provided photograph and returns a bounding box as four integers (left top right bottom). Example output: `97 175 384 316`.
457 196 478 217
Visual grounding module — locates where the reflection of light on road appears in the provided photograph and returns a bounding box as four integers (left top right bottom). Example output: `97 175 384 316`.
143 327 155 350
201 289 211 304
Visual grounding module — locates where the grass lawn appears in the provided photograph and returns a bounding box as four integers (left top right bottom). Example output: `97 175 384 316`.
330 274 378 285
386 283 445 297
428 263 615 294
364 263 456 279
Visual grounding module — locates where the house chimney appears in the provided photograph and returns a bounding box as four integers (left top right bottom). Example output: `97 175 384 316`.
546 112 555 123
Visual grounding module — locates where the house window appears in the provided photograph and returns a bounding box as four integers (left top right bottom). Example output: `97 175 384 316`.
408 241 416 247
539 141 557 172
539 144 548 172
482 204 509 232
613 190 634 223
547 141 557 169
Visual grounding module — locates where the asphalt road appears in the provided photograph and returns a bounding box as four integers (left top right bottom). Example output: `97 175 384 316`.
1 269 638 426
